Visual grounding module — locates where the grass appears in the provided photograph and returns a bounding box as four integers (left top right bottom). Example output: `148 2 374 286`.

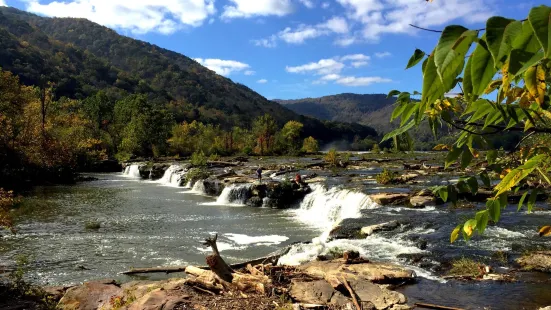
448 257 482 277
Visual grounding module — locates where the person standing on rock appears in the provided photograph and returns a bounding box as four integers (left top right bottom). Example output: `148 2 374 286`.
256 166 263 184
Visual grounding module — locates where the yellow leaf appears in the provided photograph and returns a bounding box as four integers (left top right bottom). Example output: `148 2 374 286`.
539 226 551 237
463 222 474 237
451 225 461 243
433 144 449 151
484 79 502 95
525 65 546 105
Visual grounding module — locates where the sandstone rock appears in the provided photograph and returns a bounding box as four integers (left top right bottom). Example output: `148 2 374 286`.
298 260 415 285
370 193 409 206
361 221 400 236
289 279 350 307
517 251 551 272
58 279 122 310
42 285 70 302
127 288 189 310
348 279 407 310
409 196 436 208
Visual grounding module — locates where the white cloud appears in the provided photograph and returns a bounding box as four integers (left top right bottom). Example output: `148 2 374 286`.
335 76 392 86
24 0 216 34
244 70 256 76
375 51 391 58
257 16 349 46
0 0 6 7
252 35 278 48
257 79 268 84
340 54 370 62
351 61 369 68
336 0 493 42
286 58 345 75
322 2 330 9
321 74 341 81
194 58 250 76
222 0 294 19
334 36 357 47
299 0 314 8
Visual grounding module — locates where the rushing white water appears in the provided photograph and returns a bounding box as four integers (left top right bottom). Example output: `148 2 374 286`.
215 184 252 206
190 180 206 194
123 164 142 178
293 183 379 230
157 165 187 187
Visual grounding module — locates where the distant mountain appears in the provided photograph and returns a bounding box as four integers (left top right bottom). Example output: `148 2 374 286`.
277 93 457 150
276 93 397 133
0 7 376 142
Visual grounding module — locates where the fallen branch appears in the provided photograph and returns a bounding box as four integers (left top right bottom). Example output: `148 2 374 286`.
414 302 465 310
341 277 361 310
121 266 189 275
191 285 217 296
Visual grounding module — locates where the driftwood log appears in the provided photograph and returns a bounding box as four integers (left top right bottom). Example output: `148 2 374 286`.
183 234 272 295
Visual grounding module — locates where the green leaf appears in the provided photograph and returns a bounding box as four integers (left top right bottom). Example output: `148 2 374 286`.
400 103 418 126
434 26 476 88
448 184 458 206
461 148 473 169
421 54 446 111
471 36 498 96
517 191 529 211
439 186 449 202
527 189 539 213
510 49 544 77
406 49 426 69
445 146 462 168
463 54 474 101
483 108 504 129
387 90 401 98
537 167 551 185
451 225 462 243
513 20 541 52
495 154 547 195
391 102 407 121
487 198 501 222
463 218 478 239
499 193 508 209
486 17 522 67
467 99 493 122
480 172 491 187
487 150 498 164
528 5 551 58
381 120 415 142
467 177 479 195
457 180 470 193
475 210 489 234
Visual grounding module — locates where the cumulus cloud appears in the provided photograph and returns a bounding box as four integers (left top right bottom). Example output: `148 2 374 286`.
24 0 216 34
286 59 345 75
256 16 349 46
299 0 314 8
375 51 391 58
0 0 6 7
322 2 330 9
340 54 370 62
257 79 268 84
335 76 391 86
244 70 256 76
194 58 250 76
336 0 493 42
222 0 294 19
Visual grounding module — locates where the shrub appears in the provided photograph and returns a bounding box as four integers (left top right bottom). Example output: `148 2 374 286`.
324 148 338 167
448 257 481 277
376 169 396 185
0 188 18 232
190 150 207 167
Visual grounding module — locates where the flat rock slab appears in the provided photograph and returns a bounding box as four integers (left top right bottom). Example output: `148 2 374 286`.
361 221 401 236
370 193 409 206
127 288 190 310
517 251 551 272
58 279 122 310
289 279 349 307
409 195 436 208
298 260 415 284
348 280 407 310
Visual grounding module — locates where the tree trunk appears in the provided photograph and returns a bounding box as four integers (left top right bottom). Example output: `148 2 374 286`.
203 234 234 282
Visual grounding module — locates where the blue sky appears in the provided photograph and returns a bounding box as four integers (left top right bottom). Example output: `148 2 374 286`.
0 0 538 100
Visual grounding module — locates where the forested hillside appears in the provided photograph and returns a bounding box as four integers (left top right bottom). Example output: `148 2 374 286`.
0 7 376 140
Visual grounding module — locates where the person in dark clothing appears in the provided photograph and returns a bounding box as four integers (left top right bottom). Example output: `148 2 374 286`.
256 167 263 183
295 173 302 185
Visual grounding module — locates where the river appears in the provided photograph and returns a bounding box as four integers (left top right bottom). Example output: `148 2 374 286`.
2 159 551 309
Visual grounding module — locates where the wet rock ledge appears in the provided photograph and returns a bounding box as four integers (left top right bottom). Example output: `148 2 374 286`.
48 256 415 310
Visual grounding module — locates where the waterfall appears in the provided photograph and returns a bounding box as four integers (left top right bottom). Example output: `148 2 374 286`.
294 183 379 230
158 165 187 187
190 180 206 194
214 184 252 206
123 164 142 178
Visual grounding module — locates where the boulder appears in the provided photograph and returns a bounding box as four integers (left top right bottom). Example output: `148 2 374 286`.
517 251 551 272
329 218 378 240
42 286 71 302
348 279 407 310
127 288 189 310
58 279 122 310
289 279 350 307
370 193 409 206
246 196 263 208
361 221 401 236
298 260 415 285
409 196 436 208
202 179 225 196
